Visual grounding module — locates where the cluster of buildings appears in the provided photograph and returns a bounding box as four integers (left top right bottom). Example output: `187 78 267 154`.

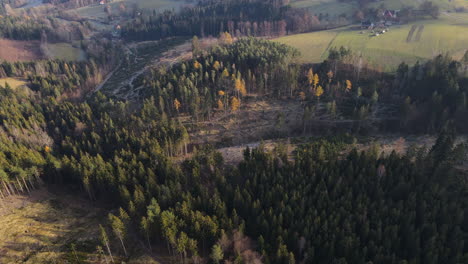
361 9 400 32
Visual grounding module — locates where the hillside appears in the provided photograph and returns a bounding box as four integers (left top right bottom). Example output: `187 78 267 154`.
276 14 468 71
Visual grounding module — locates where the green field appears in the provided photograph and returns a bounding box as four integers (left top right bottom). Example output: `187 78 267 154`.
72 0 189 20
291 0 468 16
275 16 468 71
291 0 358 16
46 43 86 61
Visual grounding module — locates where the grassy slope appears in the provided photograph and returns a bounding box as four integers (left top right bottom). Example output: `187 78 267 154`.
274 30 339 63
275 15 468 71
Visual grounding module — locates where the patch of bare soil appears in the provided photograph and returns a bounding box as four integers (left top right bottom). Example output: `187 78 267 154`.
0 39 43 62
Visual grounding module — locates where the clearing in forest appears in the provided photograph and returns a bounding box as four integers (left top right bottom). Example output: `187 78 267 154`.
0 78 28 90
44 43 87 61
0 39 43 62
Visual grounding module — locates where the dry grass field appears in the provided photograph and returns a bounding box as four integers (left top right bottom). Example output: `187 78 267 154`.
0 78 28 89
0 39 43 62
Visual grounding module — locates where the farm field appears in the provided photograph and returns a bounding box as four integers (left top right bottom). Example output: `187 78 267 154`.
291 0 468 16
72 0 190 20
290 0 358 16
273 30 338 63
275 16 468 71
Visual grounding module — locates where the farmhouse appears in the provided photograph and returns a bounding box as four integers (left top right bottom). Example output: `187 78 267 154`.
383 10 400 22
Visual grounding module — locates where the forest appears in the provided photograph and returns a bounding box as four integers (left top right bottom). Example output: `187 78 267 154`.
0 32 467 263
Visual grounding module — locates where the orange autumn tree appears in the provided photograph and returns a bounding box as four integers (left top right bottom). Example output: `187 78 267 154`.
230 96 240 111
346 80 352 92
174 98 181 112
235 78 247 97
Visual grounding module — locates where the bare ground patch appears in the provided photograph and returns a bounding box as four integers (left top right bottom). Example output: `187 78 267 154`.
0 39 43 62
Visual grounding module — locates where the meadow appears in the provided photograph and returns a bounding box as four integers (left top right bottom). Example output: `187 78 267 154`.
72 0 190 20
290 0 468 17
275 16 468 71
45 43 87 61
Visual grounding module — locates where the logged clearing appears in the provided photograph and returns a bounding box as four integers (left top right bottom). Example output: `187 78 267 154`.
275 16 468 71
0 188 106 263
0 39 42 62
0 188 173 263
184 98 303 148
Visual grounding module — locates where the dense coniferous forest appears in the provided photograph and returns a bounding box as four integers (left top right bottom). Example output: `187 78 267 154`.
0 16 48 40
0 32 467 263
121 0 334 41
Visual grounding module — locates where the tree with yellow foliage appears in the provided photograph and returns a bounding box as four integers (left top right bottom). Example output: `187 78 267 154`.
315 85 324 98
219 32 233 45
313 74 319 89
230 96 240 111
222 68 229 78
213 61 221 70
174 98 181 112
193 61 201 70
346 80 352 92
235 78 247 97
218 90 225 96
